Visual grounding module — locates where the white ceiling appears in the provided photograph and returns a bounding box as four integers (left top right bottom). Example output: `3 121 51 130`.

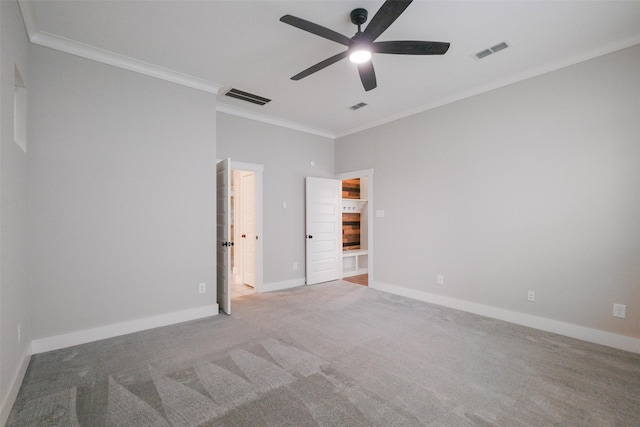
20 1 640 138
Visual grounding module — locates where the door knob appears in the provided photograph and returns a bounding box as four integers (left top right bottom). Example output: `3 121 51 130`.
242 234 246 238
307 235 313 239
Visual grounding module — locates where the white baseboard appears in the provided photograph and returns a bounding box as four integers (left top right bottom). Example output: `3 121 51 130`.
31 304 219 354
1 346 31 426
372 281 640 354
259 278 306 293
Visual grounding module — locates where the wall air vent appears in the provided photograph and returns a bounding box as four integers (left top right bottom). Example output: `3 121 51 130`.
224 88 271 106
474 41 511 60
349 102 368 111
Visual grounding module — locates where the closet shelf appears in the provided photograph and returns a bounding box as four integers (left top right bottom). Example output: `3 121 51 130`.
342 249 368 257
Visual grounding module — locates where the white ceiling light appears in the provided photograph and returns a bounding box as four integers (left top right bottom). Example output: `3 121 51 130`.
349 48 372 64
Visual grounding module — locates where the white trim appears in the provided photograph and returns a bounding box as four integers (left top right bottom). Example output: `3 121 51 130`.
19 1 639 146
217 103 335 139
335 36 640 138
372 281 640 354
17 1 222 94
31 304 219 354
0 347 31 426
230 161 264 172
35 32 221 94
335 168 374 178
259 278 306 293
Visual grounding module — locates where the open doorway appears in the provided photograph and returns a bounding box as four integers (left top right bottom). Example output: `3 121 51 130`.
230 164 263 299
231 169 256 298
217 159 263 313
336 169 373 287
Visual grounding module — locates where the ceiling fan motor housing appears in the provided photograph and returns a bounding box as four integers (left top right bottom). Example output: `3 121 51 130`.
350 8 368 26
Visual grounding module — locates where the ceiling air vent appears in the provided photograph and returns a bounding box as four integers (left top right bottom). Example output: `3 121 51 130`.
349 102 368 111
224 88 271 106
490 41 509 53
474 41 511 60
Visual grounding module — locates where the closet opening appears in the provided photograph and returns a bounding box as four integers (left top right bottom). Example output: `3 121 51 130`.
341 175 370 286
305 169 373 287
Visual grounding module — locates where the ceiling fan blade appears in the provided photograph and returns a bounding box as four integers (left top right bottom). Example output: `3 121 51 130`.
373 41 450 55
362 0 413 42
291 51 349 81
280 15 352 46
357 61 377 91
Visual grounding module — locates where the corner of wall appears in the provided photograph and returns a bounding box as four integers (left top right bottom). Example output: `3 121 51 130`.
0 346 31 426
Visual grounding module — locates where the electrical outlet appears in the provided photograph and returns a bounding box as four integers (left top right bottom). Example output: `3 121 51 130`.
199 283 206 294
293 262 298 270
527 291 535 302
613 303 626 319
437 275 444 285
17 324 21 343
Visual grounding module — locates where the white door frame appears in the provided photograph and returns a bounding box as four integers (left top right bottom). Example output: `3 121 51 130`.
335 169 374 285
231 160 264 293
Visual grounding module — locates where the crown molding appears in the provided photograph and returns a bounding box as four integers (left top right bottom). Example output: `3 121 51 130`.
216 103 335 139
18 0 330 137
336 35 640 139
18 0 639 140
18 0 223 94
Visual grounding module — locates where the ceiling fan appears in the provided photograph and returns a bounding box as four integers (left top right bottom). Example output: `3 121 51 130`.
280 0 450 91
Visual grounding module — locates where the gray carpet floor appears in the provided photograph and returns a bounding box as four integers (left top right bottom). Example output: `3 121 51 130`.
8 281 640 426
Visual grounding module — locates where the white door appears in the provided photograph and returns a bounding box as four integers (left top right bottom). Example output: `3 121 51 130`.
241 172 257 287
216 158 231 314
306 177 341 285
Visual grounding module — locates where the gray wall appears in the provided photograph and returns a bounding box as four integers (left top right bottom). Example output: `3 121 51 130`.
28 46 217 339
336 45 640 339
0 0 29 417
217 113 334 285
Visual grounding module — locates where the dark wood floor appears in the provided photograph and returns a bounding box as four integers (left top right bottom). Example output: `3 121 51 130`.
344 274 368 286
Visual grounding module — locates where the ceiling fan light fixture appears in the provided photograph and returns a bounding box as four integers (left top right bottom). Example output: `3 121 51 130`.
348 49 372 64
281 1 450 91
